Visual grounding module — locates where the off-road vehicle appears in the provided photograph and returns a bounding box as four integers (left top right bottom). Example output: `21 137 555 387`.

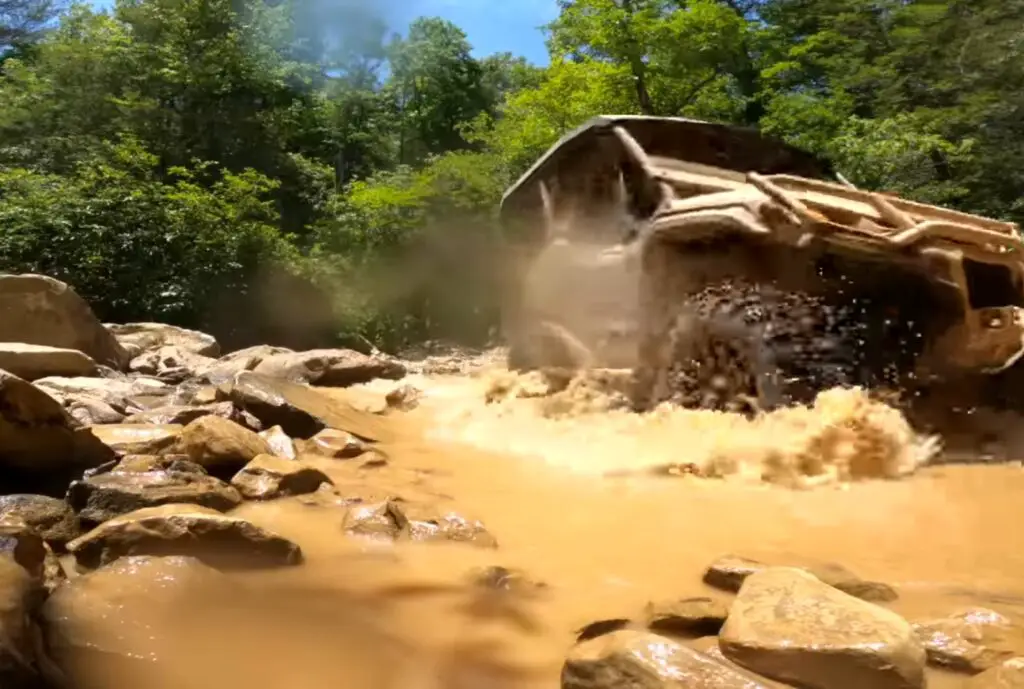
498 115 1024 414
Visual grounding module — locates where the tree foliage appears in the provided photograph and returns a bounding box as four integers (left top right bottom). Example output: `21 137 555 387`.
0 0 1020 349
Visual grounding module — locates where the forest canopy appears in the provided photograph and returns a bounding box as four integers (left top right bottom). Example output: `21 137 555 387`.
0 0 1020 350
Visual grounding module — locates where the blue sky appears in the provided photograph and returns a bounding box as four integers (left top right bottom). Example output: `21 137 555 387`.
385 0 558 64
89 0 559 65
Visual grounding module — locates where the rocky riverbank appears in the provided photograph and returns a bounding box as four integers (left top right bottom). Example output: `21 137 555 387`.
0 271 1018 688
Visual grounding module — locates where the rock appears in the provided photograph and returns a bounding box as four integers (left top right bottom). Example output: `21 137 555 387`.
42 555 228 677
562 629 772 689
66 469 242 527
250 348 407 387
0 343 98 380
342 499 497 548
176 415 272 476
302 428 368 459
0 495 79 550
576 619 633 643
969 658 1024 688
643 597 729 637
230 454 332 500
65 394 125 425
0 370 114 479
197 345 293 385
703 554 898 602
0 552 50 687
113 455 207 475
89 423 183 455
35 375 171 409
123 401 262 431
259 425 296 459
0 517 67 596
719 567 926 689
106 322 220 358
467 566 547 594
221 371 391 441
385 383 422 411
67 504 302 570
128 345 217 384
913 608 1024 673
0 273 129 369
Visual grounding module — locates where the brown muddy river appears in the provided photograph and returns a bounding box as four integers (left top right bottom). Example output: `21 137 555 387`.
65 355 1024 689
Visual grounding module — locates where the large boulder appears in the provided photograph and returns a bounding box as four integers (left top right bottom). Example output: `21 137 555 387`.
0 370 114 483
88 424 184 455
220 371 392 441
0 274 129 369
67 504 302 570
0 344 97 381
66 469 242 527
562 629 771 689
106 322 220 359
42 555 229 684
196 345 293 385
719 567 926 689
122 401 261 431
35 375 171 410
176 415 272 476
250 348 406 387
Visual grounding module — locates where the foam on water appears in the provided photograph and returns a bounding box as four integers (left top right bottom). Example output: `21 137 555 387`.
387 362 941 488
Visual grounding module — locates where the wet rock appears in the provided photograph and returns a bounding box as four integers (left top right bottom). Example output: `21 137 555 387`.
42 555 228 678
385 383 422 411
302 428 368 459
0 552 50 687
176 415 272 476
123 400 262 431
643 597 729 637
0 495 79 550
67 504 302 570
0 273 130 370
576 619 633 643
129 345 216 384
0 517 67 596
112 454 207 475
913 608 1024 673
0 343 98 380
250 348 407 387
0 370 114 479
703 554 898 602
562 629 772 689
342 499 497 548
467 565 547 594
259 425 296 459
89 423 183 455
67 469 242 526
719 567 926 689
230 454 332 500
197 344 293 385
65 394 125 425
969 658 1024 688
296 482 347 508
107 322 220 359
221 371 391 441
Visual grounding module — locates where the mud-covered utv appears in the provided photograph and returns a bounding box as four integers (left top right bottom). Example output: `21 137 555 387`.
498 115 1024 414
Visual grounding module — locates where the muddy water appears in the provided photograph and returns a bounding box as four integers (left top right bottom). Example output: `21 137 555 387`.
69 359 1024 689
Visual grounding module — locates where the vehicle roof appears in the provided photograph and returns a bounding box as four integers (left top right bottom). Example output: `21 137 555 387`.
499 115 835 211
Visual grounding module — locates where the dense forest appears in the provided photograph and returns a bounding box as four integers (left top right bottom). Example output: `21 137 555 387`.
0 0 1021 350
